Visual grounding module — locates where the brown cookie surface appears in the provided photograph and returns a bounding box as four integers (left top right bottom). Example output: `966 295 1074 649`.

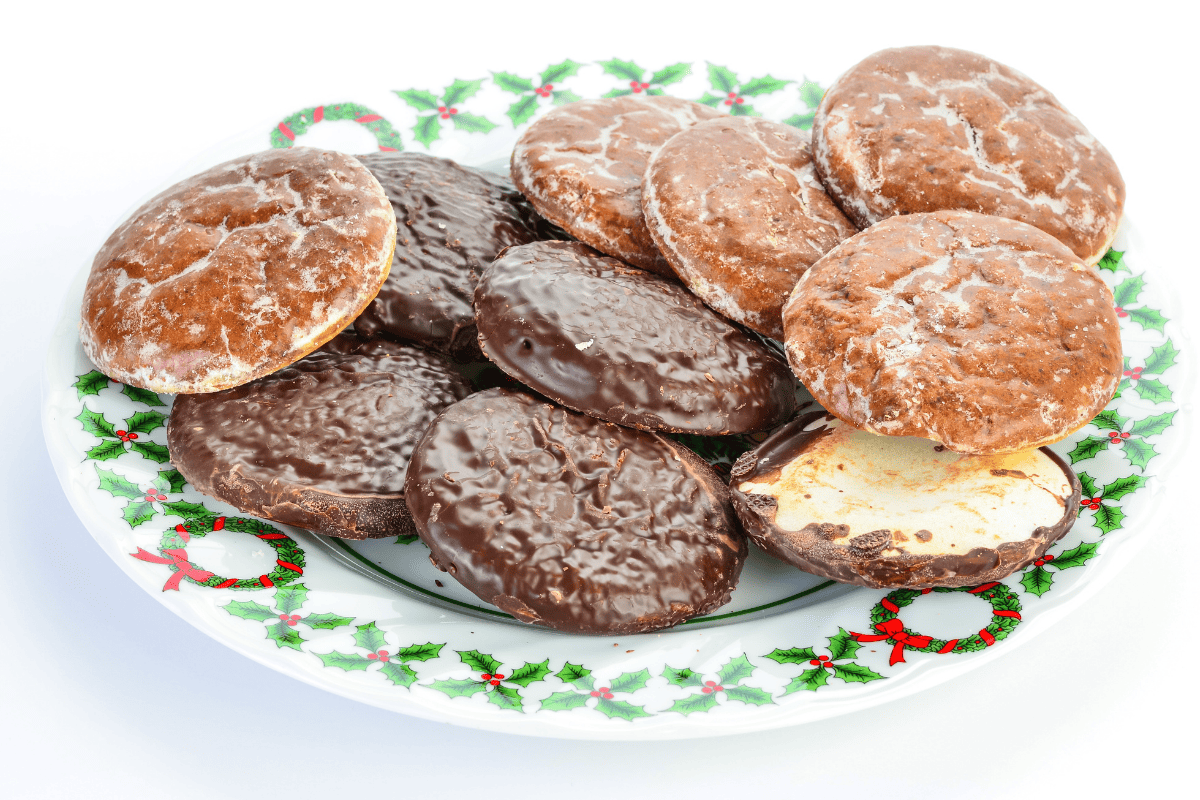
812 45 1124 265
167 333 471 540
81 148 396 393
510 96 723 276
474 241 797 434
729 413 1080 589
643 116 857 339
404 388 747 634
352 152 558 359
782 210 1122 454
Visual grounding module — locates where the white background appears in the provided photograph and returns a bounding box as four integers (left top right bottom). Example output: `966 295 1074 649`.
3 1 1198 796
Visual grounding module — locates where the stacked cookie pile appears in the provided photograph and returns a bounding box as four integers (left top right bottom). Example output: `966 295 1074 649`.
80 45 1124 635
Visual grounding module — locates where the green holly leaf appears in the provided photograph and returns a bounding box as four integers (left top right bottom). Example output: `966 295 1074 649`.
506 659 550 687
86 439 126 462
646 87 666 96
1050 541 1100 570
1133 378 1172 404
394 533 419 545
1125 307 1169 334
1112 275 1144 308
830 662 885 684
596 698 652 720
442 78 484 108
1020 565 1054 597
729 103 758 117
717 654 755 686
1090 409 1128 432
1091 503 1126 535
395 88 440 111
273 583 308 615
266 621 305 651
551 90 581 106
379 662 418 688
95 466 143 499
1120 438 1158 472
785 667 829 693
1078 471 1098 499
1067 436 1109 464
412 114 441 148
506 95 540 127
76 407 116 439
457 649 502 675
222 599 275 622
601 88 634 99
666 692 720 716
492 71 534 94
696 92 724 107
540 690 591 712
1102 475 1147 500
540 59 581 86
120 384 166 407
122 500 156 528
315 650 373 671
1128 411 1176 438
394 642 444 663
1095 249 1127 273
650 62 691 86
74 371 110 399
662 666 704 688
428 678 487 699
124 410 167 435
598 58 644 81
783 112 816 130
826 628 862 662
451 112 497 134
799 79 825 108
724 685 774 706
1144 341 1180 375
706 63 739 93
764 646 819 665
130 441 170 463
486 683 524 712
554 662 593 690
161 500 211 520
739 75 790 96
301 613 355 630
353 622 387 654
153 469 187 494
608 669 650 695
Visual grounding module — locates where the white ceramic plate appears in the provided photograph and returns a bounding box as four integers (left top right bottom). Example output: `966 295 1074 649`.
42 60 1189 739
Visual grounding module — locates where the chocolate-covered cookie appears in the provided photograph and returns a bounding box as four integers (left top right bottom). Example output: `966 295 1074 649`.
352 152 557 359
475 240 797 434
404 388 747 634
167 333 471 540
812 45 1124 265
643 116 857 339
511 95 722 277
729 414 1081 589
783 210 1122 454
81 148 396 393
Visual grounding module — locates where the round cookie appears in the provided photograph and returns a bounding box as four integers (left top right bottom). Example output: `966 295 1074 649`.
81 148 396 393
643 116 858 339
352 152 560 359
510 95 723 277
729 413 1081 589
782 210 1122 454
404 388 747 634
167 332 471 540
474 240 797 435
812 45 1124 265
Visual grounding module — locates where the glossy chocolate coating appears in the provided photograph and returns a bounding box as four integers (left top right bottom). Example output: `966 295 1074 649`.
353 152 560 359
404 388 747 634
474 241 797 434
168 333 471 539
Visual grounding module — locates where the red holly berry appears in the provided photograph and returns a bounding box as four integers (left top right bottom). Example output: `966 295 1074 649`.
494 674 505 680
1120 432 1130 438
368 653 378 660
1044 554 1055 562
489 680 500 686
809 659 820 666
449 108 458 115
1115 307 1128 318
544 84 553 91
724 99 733 106
1035 559 1045 567
640 82 649 89
1089 502 1101 510
437 106 446 112
818 655 829 661
480 673 492 680
630 80 639 88
727 91 736 98
440 113 450 119
116 429 126 436
735 97 744 104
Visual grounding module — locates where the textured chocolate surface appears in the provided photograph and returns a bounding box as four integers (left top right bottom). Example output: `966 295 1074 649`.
643 116 857 339
168 333 471 540
475 241 797 434
729 413 1081 589
353 152 557 359
782 210 1122 454
81 148 396 393
404 388 747 634
511 95 722 276
812 45 1124 265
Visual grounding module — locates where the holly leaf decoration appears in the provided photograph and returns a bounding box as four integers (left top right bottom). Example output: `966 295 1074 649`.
830 663 885 684
596 698 652 721
826 628 862 662
74 371 110 399
302 613 355 631
540 690 591 712
1102 475 1147 500
785 667 830 693
122 500 156 528
1125 307 1169 334
598 58 644 81
554 662 593 690
1090 409 1128 432
783 112 816 130
353 622 387 654
1020 565 1054 597
428 678 487 700
76 407 116 439
223 599 275 622
662 666 704 688
724 685 775 706
764 646 819 665
457 649 502 675
1091 503 1126 535
706 63 738 93
505 659 550 687
395 89 440 111
696 92 724 107
1050 541 1100 570
717 654 755 686
315 650 373 671
266 621 305 651
1128 411 1176 439
1078 471 1098 499
161 500 211 520
666 692 720 716
728 103 757 117
1067 436 1108 464
650 62 691 86
130 441 171 463
486 683 524 712
1112 275 1144 308
95 466 143 499
1120 438 1158 472
153 469 187 494
124 410 167 435
1096 249 1128 273
608 669 651 695
412 115 441 148
799 79 824 108
1144 340 1180 375
602 89 634 99
394 642 444 663
551 90 582 106
506 96 539 127
492 71 534 94
394 533 420 545
274 583 308 615
86 439 126 462
378 662 418 688
451 113 497 134
739 75 790 96
1133 378 1172 404
540 59 581 86
120 384 166 407
442 78 484 108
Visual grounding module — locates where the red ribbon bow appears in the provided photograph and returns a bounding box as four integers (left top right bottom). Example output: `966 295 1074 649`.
851 617 934 666
131 547 215 591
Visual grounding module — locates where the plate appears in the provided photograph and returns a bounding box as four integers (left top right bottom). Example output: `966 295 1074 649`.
41 60 1189 739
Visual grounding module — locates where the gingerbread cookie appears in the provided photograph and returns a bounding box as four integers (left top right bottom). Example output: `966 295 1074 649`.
782 210 1122 454
81 148 396 393
812 45 1124 265
643 116 857 339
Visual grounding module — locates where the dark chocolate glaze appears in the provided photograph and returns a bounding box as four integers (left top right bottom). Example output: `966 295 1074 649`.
729 418 1082 589
474 240 797 435
168 333 471 540
404 388 747 634
352 152 562 359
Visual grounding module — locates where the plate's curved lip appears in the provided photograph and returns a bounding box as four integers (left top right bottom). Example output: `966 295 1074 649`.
40 94 1192 740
